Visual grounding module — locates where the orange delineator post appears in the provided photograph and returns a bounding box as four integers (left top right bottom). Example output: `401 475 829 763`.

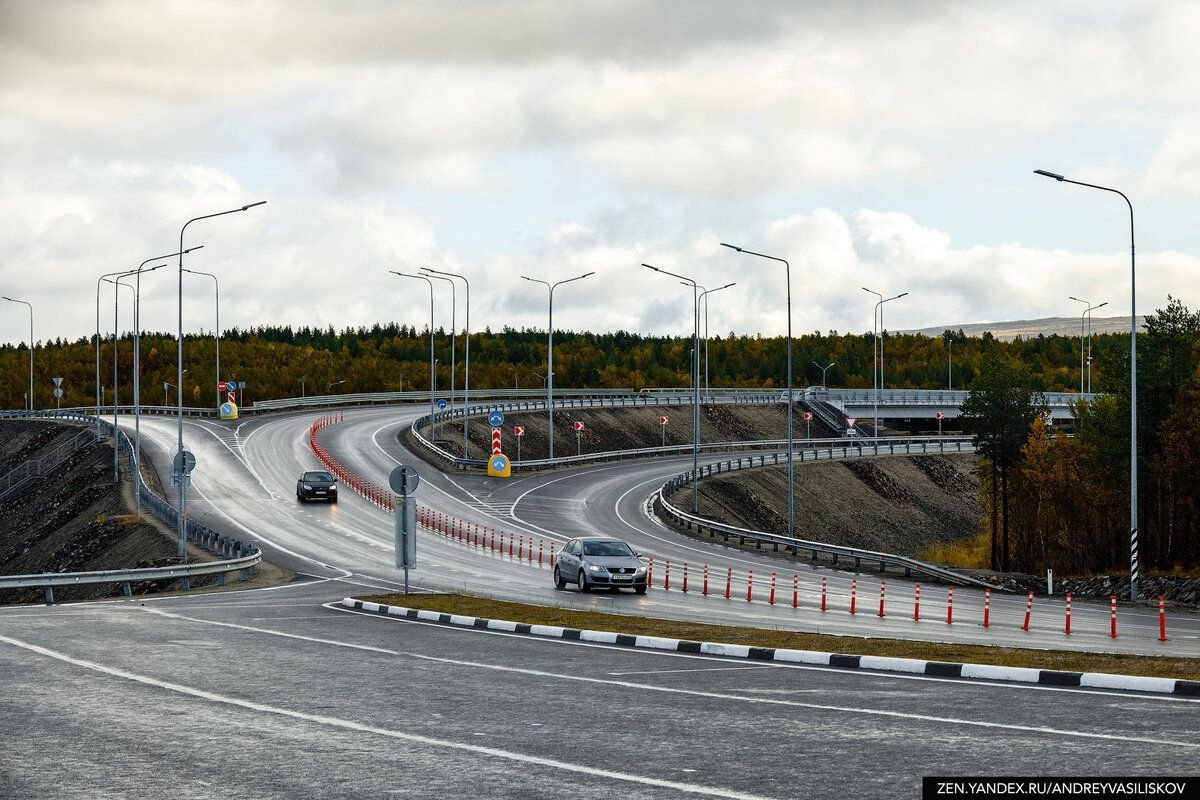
913 584 921 621
769 572 776 606
664 560 671 591
1022 591 1034 631
877 580 886 618
682 562 688 593
946 586 954 625
490 528 495 552
518 535 523 561
647 558 654 587
538 540 543 566
508 533 513 557
1159 597 1168 642
746 570 753 603
1109 595 1118 639
792 574 798 609
820 576 827 612
982 588 991 628
1064 592 1072 635
725 567 732 600
702 565 709 596
849 578 857 615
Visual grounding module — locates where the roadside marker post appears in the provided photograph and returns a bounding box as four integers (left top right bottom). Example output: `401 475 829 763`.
982 588 991 628
746 570 753 602
664 560 671 591
946 586 954 625
682 562 688 593
792 574 798 609
821 576 827 612
702 564 709 596
1022 591 1034 631
1159 597 1168 641
877 580 886 617
725 567 732 600
849 578 857 615
913 584 921 622
1110 595 1118 639
769 572 776 606
1064 592 1073 635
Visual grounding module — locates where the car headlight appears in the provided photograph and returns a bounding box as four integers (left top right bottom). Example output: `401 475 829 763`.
635 566 647 574
302 484 312 490
588 564 604 573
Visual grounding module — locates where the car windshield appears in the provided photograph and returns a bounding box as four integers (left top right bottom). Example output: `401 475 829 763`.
582 540 634 557
304 472 334 482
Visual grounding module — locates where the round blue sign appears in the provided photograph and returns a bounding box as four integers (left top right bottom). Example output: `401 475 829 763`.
225 380 238 391
487 410 505 426
437 399 448 410
490 454 509 471
220 402 234 415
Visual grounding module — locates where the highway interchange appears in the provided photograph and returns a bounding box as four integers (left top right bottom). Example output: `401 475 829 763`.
2 403 1198 797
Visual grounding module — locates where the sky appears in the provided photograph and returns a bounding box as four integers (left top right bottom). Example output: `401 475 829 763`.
4 0 1200 348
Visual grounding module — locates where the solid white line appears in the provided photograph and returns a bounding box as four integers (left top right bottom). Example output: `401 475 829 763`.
607 665 775 676
143 607 1200 740
0 632 770 800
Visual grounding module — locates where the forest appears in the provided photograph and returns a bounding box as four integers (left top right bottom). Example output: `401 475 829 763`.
0 320 1123 411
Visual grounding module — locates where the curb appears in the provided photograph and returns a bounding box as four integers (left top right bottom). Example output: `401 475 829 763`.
341 598 1200 697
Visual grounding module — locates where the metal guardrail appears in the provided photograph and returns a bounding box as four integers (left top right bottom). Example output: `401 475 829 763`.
0 424 97 502
654 437 995 589
0 413 262 603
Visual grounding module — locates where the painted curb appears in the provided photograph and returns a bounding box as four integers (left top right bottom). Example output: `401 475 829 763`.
341 598 1200 697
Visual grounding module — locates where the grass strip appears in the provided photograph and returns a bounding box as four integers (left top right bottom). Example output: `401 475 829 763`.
360 593 1200 682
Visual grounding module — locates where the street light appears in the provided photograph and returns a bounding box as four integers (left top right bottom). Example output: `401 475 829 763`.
422 267 471 457
182 267 221 410
520 271 594 460
1069 297 1108 394
423 272 456 437
1035 167 1139 600
863 287 908 437
176 201 266 563
327 379 345 394
720 242 796 540
692 282 736 395
164 370 188 406
812 360 836 389
647 263 701 513
2 296 33 412
391 272 436 423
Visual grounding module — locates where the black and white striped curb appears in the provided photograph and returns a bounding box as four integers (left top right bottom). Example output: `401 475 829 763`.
341 598 1200 696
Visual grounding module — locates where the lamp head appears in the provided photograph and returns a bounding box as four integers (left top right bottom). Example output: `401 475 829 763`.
241 200 267 210
1034 169 1065 181
184 245 204 254
718 242 741 252
641 263 660 272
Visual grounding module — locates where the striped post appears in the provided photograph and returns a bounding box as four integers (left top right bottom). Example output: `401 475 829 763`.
1022 591 1033 631
792 574 798 609
702 564 709 596
821 576 827 612
982 588 991 628
1109 595 1118 639
538 540 543 566
849 578 857 615
1130 528 1139 601
877 580 886 618
682 562 688 593
913 584 921 621
746 570 754 602
946 586 954 625
769 572 776 606
725 567 732 600
1064 592 1072 635
1159 597 1168 642
648 558 654 587
518 535 523 561
664 560 671 591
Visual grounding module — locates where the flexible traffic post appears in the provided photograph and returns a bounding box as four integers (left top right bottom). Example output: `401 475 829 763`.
1109 595 1118 639
946 586 954 625
849 578 857 615
792 574 798 609
1159 597 1168 642
702 564 709 596
725 567 732 600
508 533 513 557
682 562 688 593
1022 591 1033 631
913 584 921 621
982 588 991 628
769 572 776 606
664 560 671 591
877 580 886 618
746 570 754 602
490 528 495 552
538 540 543 566
1064 592 1072 635
648 558 654 587
821 576 827 612
518 535 524 561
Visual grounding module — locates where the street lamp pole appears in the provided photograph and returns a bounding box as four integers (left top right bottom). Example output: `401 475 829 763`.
104 277 135 481
863 287 908 437
182 267 220 410
424 273 456 433
1035 168 1139 600
521 272 594 460
327 380 345 394
423 267 470 458
1068 296 1090 394
392 272 436 424
1087 301 1108 393
177 200 266 563
646 264 702 513
812 361 835 389
692 283 736 396
2 297 33 412
721 242 795 540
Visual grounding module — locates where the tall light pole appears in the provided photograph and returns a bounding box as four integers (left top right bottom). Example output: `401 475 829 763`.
721 242 795 540
182 267 221 410
646 263 701 513
392 272 436 424
863 287 908 437
104 277 135 482
520 271 594 460
327 379 345 394
812 360 836 389
1035 168 1139 601
693 283 735 395
177 200 266 562
1085 300 1108 393
423 267 470 458
423 272 456 426
2 296 33 412
1068 296 1090 394
130 262 167 518
948 338 953 391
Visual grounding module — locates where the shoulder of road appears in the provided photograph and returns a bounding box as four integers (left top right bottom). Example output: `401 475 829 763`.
346 593 1200 695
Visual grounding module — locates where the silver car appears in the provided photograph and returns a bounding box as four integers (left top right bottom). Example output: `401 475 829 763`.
553 536 647 594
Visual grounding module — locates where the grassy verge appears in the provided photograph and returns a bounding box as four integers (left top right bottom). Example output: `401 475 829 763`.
360 593 1200 681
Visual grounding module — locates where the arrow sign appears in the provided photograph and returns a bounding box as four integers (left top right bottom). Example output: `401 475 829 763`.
491 427 502 455
659 416 669 425
573 421 585 432
514 426 525 437
488 410 505 427
802 411 813 421
935 411 945 420
437 399 448 410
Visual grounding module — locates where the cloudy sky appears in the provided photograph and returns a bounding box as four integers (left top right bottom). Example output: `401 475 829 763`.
3 0 1200 347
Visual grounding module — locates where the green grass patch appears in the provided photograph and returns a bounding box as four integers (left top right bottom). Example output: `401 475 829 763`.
918 530 991 569
361 592 1200 682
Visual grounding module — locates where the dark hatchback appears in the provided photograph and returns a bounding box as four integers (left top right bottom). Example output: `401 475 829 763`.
297 470 338 503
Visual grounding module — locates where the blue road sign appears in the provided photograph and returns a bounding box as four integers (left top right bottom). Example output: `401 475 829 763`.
437 399 448 410
487 410 505 426
490 454 508 471
225 380 238 391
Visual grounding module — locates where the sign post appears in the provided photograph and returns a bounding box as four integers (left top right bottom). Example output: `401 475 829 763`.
659 415 669 447
220 380 238 420
935 410 945 436
573 420 585 456
802 410 813 440
52 377 64 409
514 425 525 461
389 464 420 594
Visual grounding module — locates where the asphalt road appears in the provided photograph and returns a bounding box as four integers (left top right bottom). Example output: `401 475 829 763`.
2 580 1196 799
120 405 1200 657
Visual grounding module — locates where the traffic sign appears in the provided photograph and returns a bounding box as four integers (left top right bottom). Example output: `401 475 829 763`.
53 388 64 399
659 416 669 425
52 377 63 387
846 417 857 428
487 453 511 478
218 381 227 391
488 410 505 426
437 399 448 410
220 402 238 420
514 425 525 437
573 421 585 432
389 464 420 495
935 411 945 420
172 447 197 475
802 411 813 421
491 427 502 455
225 380 238 391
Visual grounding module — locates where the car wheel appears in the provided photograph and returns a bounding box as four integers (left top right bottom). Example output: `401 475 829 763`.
297 491 304 503
577 568 590 593
634 585 647 595
330 496 337 504
554 567 566 590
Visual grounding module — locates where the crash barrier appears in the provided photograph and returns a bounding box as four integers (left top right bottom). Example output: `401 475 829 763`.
654 437 992 588
309 414 1172 643
0 424 97 502
0 414 261 603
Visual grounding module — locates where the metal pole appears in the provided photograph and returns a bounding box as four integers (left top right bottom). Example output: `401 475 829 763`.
720 243 794 540
391 272 436 423
183 268 220 409
695 284 734 398
1034 169 1138 600
425 273 455 438
648 264 701 512
948 339 953 391
423 268 470 458
864 289 882 435
1069 296 1088 393
3 298 34 412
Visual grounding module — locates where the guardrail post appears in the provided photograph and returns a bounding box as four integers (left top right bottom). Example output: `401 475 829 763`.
44 586 54 605
122 581 131 597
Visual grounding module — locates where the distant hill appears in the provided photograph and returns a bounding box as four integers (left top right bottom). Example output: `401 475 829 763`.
902 315 1144 342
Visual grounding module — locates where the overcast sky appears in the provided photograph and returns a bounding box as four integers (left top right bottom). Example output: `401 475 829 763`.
3 1 1200 348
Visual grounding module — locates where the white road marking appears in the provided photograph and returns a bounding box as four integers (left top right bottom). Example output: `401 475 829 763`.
607 665 776 676
0 632 771 800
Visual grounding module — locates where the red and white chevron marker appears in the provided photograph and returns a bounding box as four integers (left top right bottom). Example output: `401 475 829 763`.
491 427 502 455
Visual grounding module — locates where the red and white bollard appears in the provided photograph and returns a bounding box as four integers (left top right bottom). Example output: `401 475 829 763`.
508 533 514 558
664 560 671 591
538 540 543 566
877 580 886 618
682 562 689 593
518 535 524 561
703 564 709 596
1159 596 1169 642
913 584 921 622
820 576 827 612
1064 592 1073 635
946 586 954 625
849 578 857 615
725 567 732 600
769 572 777 606
982 588 991 628
1022 591 1034 631
746 570 754 603
792 574 799 609
490 528 496 552
1109 595 1118 639
647 558 654 587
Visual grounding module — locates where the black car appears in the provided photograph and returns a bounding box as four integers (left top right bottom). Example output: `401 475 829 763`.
297 470 338 503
